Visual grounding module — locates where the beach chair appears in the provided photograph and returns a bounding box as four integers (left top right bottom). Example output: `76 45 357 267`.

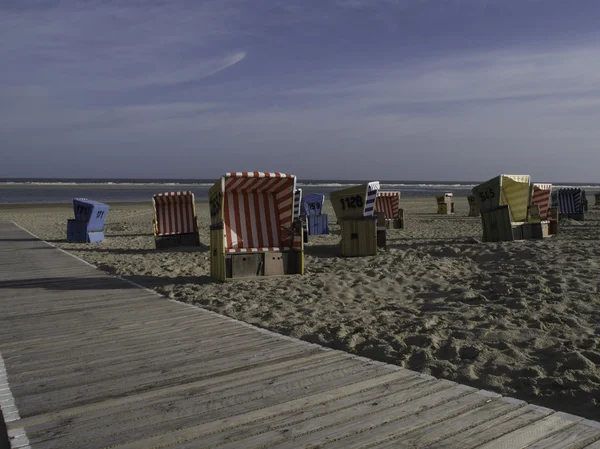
301 193 329 236
467 195 479 217
595 192 600 207
554 188 586 221
330 182 382 256
436 193 454 214
530 183 558 236
208 172 304 280
66 198 109 243
375 191 404 229
473 174 550 242
152 191 200 249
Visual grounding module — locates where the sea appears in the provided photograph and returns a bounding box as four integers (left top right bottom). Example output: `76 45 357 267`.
1 178 599 205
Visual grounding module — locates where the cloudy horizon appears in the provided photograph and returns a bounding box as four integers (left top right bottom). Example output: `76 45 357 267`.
2 0 600 182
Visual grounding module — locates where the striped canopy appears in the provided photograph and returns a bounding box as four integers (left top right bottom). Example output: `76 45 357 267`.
555 188 584 214
214 172 297 252
531 184 552 219
152 192 197 236
375 191 400 220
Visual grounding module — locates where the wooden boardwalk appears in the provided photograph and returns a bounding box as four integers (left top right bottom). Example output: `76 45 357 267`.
1 220 600 449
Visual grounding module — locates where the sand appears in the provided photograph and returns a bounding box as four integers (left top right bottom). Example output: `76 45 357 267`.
2 196 600 419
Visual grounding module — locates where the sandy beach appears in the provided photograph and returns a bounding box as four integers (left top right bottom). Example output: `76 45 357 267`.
2 197 600 420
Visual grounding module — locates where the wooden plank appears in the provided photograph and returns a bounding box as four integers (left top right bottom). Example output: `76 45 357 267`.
10 349 334 430
196 383 474 449
475 411 582 449
15 342 312 416
28 360 386 449
191 377 448 449
93 371 411 449
373 396 523 448
425 405 555 449
524 419 600 448
193 374 431 448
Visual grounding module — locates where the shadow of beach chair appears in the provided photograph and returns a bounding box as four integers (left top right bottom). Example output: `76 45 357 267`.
330 182 383 256
208 172 304 280
301 193 329 238
152 191 200 249
467 195 479 217
436 193 455 214
375 191 404 229
67 198 110 243
473 174 552 242
554 188 586 221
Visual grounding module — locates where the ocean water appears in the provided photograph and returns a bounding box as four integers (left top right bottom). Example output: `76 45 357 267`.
1 178 599 205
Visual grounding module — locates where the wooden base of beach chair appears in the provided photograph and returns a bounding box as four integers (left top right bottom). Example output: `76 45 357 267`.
481 206 515 242
562 213 585 221
224 250 302 279
437 203 454 214
468 205 479 217
307 214 329 235
154 232 200 249
385 209 404 229
340 218 378 257
521 223 548 240
67 220 105 243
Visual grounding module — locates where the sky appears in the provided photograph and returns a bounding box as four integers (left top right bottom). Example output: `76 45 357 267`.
2 0 600 181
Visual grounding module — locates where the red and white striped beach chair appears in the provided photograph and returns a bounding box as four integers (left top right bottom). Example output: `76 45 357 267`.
209 172 304 280
375 191 404 229
531 183 558 235
152 191 200 249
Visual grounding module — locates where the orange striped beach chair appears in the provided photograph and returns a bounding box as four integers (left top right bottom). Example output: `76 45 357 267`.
152 191 200 249
375 191 404 229
530 183 558 235
209 172 304 280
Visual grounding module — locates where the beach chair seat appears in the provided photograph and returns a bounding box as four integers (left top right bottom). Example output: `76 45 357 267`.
473 175 534 242
555 188 585 221
375 191 404 229
467 195 479 217
436 193 454 214
300 193 329 237
330 182 381 256
152 191 200 249
66 198 109 243
209 172 304 280
530 183 557 236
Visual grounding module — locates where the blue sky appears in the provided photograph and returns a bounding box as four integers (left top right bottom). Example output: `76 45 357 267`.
2 0 600 181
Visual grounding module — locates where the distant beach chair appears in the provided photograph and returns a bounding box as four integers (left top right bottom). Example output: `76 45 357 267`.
436 193 454 214
152 191 200 249
375 191 404 229
554 188 586 221
66 198 109 243
208 172 304 280
595 192 600 207
330 182 383 256
301 193 329 237
531 183 558 235
467 195 479 217
473 174 553 242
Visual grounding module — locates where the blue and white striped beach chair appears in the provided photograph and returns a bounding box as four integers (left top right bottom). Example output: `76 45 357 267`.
555 188 586 220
